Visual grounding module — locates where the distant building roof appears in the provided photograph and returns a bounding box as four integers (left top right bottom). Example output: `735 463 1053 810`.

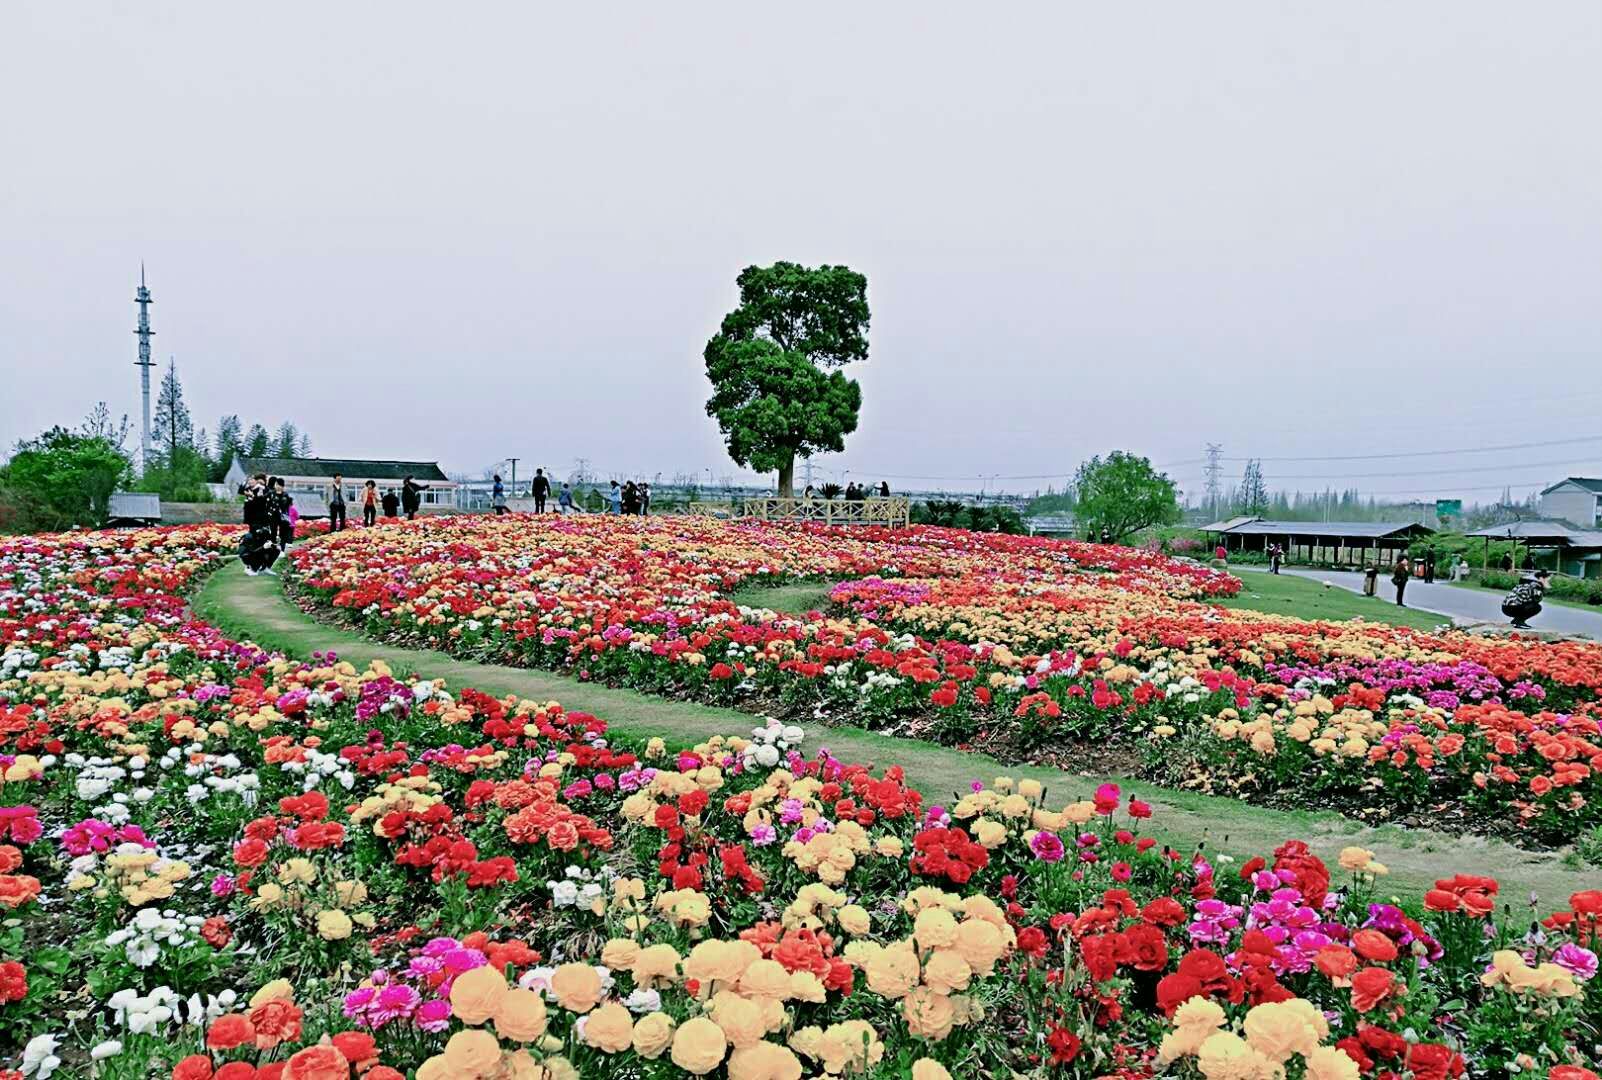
1466 519 1602 546
1541 477 1602 496
1207 518 1433 540
1201 515 1259 533
236 457 452 483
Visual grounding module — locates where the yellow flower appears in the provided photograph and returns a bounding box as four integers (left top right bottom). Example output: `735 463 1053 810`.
493 988 548 1042
911 1059 953 1080
902 986 957 1040
864 944 920 999
451 964 510 1025
582 1001 634 1053
631 1011 677 1059
442 1029 501 1076
670 1016 728 1075
727 1040 804 1080
837 904 871 936
549 963 603 1013
315 908 352 941
913 907 959 950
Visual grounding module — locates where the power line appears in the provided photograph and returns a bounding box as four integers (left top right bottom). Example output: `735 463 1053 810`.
1212 434 1602 464
1248 455 1601 482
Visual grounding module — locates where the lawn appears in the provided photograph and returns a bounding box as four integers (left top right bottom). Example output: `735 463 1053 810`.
1214 569 1450 631
729 578 838 614
1449 578 1602 614
191 562 1596 898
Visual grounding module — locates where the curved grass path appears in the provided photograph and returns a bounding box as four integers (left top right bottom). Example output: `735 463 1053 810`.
193 561 1599 900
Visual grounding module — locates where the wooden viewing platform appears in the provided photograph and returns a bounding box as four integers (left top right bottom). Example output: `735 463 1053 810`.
736 495 911 528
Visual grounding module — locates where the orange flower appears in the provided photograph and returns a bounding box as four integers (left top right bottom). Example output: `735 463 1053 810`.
1351 930 1398 964
549 962 603 1013
282 1045 350 1080
1350 967 1396 1013
205 1013 256 1051
249 998 304 1049
0 874 41 909
450 965 509 1025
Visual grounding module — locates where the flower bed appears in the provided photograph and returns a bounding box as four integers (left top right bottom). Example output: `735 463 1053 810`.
1 524 1599 1076
286 516 1602 846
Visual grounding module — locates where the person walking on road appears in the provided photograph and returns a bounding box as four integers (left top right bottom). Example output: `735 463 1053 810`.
362 481 378 526
328 474 347 532
1392 556 1412 607
533 469 550 513
1502 571 1549 629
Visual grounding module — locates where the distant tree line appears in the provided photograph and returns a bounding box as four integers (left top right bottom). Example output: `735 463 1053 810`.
0 361 321 531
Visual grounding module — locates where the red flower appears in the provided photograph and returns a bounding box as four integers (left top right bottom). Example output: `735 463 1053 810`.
1350 967 1397 1013
709 663 734 680
0 961 26 1004
1047 1026 1082 1064
173 1057 215 1080
205 1013 256 1051
1404 1043 1466 1080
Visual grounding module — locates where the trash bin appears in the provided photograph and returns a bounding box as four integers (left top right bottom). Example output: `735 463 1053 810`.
1362 566 1378 597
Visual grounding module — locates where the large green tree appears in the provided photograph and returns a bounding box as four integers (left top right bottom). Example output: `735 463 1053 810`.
704 262 870 496
1073 451 1181 542
152 359 194 467
0 427 131 531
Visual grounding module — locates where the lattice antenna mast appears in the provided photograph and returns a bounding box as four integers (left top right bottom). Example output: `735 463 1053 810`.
134 264 156 474
1203 443 1223 516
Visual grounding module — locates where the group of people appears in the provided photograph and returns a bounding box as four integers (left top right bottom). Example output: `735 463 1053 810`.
1386 555 1550 629
607 480 650 514
237 473 294 575
492 469 569 514
800 481 892 501
327 473 426 530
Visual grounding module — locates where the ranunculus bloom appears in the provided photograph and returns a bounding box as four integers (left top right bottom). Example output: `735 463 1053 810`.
549 962 603 1013
205 1013 256 1051
173 1056 215 1080
671 1016 729 1074
249 998 304 1049
632 1012 677 1059
1350 967 1396 1013
582 1002 634 1053
442 1029 501 1076
282 1045 350 1080
1351 929 1398 964
450 964 508 1025
492 987 548 1042
726 1040 804 1080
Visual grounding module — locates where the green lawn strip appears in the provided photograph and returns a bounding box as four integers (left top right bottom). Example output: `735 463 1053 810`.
191 562 1596 900
1447 580 1602 615
729 580 839 615
1216 571 1450 632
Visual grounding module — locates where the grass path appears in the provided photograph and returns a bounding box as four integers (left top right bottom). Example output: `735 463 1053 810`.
1218 571 1449 631
193 562 1598 899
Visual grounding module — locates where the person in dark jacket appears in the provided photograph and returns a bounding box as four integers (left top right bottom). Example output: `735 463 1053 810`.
328 474 347 532
532 469 550 513
1502 571 1549 629
237 474 282 575
401 476 423 520
492 474 508 515
1422 547 1437 584
382 488 400 518
1391 556 1411 607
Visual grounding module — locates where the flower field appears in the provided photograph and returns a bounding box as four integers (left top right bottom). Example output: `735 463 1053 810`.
2 524 1600 1077
287 516 1602 847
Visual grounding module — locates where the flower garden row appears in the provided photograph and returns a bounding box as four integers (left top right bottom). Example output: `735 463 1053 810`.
287 516 1602 847
1 526 1598 1077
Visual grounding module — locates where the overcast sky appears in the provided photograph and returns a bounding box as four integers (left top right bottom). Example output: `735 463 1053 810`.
4 2 1599 499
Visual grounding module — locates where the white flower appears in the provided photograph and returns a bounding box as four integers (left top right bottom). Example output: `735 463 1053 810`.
21 1033 62 1078
623 987 662 1013
90 1039 123 1060
754 744 780 767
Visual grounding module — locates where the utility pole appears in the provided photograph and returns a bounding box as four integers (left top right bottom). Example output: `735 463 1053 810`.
1204 443 1223 518
507 457 520 494
802 458 815 492
134 265 155 475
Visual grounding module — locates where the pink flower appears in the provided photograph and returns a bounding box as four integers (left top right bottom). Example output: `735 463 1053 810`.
1030 831 1066 863
1553 943 1598 981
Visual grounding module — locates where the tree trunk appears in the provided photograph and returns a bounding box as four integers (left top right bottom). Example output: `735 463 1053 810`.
777 455 795 498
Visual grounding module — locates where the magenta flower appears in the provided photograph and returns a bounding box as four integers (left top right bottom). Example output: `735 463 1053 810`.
1030 831 1065 863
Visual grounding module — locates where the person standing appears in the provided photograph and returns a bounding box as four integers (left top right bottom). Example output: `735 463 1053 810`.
492 474 508 515
879 481 890 497
608 481 622 514
1392 556 1412 607
640 482 651 515
362 481 378 527
1423 547 1437 584
401 476 423 520
382 488 400 518
558 482 574 514
1268 543 1282 575
328 474 347 532
238 473 275 575
532 468 550 513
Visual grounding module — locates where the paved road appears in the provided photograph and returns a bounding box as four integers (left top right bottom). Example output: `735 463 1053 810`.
1248 566 1602 639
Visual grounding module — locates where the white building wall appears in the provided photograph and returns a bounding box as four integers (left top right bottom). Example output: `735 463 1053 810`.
1541 486 1601 527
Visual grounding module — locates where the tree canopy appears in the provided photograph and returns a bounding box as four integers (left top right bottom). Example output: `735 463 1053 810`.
152 359 194 465
1072 451 1181 541
704 262 870 496
0 426 130 532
